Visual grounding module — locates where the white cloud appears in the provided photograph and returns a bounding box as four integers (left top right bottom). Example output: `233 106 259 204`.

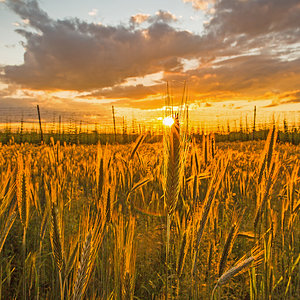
183 0 216 10
153 10 177 22
121 71 164 87
180 58 199 72
131 10 178 25
88 8 98 16
130 13 150 24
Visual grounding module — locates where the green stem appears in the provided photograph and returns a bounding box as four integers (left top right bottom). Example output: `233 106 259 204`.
59 271 64 300
166 214 170 300
23 227 27 300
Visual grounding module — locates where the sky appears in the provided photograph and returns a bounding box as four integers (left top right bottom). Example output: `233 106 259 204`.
0 0 300 130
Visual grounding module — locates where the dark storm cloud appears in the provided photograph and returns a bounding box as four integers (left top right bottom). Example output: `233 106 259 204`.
84 83 165 100
208 0 300 38
164 56 300 97
1 0 300 106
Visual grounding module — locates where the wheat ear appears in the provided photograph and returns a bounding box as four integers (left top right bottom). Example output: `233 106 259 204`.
211 249 263 299
50 202 64 272
165 114 181 214
218 223 237 277
72 232 92 300
16 155 30 229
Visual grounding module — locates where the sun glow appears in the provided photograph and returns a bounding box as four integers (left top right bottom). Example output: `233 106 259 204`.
163 116 175 127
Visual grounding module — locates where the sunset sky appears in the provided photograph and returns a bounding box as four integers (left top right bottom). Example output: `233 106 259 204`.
0 0 299 129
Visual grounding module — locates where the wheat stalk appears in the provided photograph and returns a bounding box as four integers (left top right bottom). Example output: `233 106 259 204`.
96 152 104 199
177 231 187 277
72 232 92 300
164 114 181 215
211 249 263 299
218 223 237 277
130 134 146 160
16 154 31 300
218 256 254 285
192 159 228 276
50 202 64 272
257 125 277 185
254 160 280 229
16 155 30 229
0 211 17 254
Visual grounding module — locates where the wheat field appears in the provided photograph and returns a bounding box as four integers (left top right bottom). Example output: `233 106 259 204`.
0 122 299 299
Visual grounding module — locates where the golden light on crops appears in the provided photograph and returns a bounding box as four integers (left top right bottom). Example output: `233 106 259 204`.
163 116 174 127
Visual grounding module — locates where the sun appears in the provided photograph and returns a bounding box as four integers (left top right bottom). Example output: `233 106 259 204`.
163 116 174 127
